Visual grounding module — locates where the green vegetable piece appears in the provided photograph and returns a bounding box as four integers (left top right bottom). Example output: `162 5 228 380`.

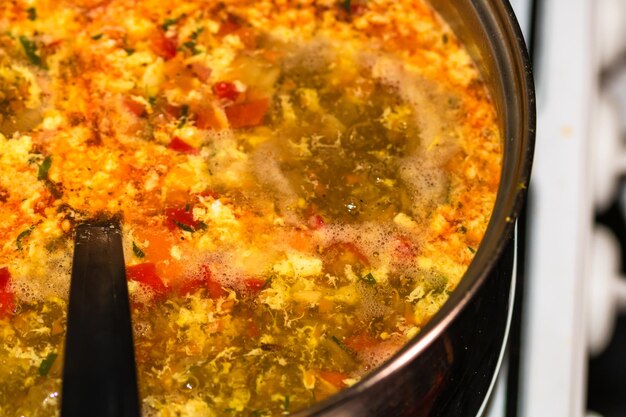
174 220 194 233
37 155 51 180
196 221 208 231
190 27 204 40
178 104 189 128
27 7 37 21
283 395 290 412
467 246 476 254
91 33 103 40
361 272 376 285
162 14 186 31
132 242 145 258
19 36 46 68
262 275 274 290
16 226 34 250
38 352 58 376
182 41 200 55
341 0 352 12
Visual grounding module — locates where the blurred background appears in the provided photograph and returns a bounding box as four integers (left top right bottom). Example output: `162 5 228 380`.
486 1 626 416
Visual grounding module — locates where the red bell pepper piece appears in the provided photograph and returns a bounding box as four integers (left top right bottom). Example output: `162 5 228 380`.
168 137 199 155
126 263 167 296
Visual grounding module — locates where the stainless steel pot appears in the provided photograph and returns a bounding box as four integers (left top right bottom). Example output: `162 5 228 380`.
293 1 535 415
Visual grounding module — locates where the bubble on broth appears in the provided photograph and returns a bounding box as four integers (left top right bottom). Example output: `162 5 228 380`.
9 246 72 303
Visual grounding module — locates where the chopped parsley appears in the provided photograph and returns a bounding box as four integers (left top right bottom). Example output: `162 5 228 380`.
132 242 145 258
19 36 46 68
91 33 103 40
262 275 274 289
16 226 34 250
174 220 195 233
361 272 376 285
27 7 37 21
37 156 52 180
38 353 57 377
467 246 476 254
161 14 186 32
177 104 189 128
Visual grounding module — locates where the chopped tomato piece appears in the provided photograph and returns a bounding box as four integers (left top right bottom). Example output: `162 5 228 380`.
202 265 227 299
151 31 177 60
123 97 147 117
244 278 266 293
0 291 14 317
0 267 10 290
0 267 14 317
127 263 167 296
318 371 348 389
195 106 224 130
394 236 417 259
225 98 270 128
323 242 369 277
164 206 198 231
247 320 260 338
308 214 326 230
191 62 211 82
213 81 240 101
168 137 199 155
217 16 241 37
345 333 378 351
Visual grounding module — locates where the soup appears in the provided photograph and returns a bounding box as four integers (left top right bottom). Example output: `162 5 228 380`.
0 0 502 415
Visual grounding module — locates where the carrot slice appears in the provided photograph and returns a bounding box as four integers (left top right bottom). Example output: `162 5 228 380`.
225 98 270 128
318 371 348 389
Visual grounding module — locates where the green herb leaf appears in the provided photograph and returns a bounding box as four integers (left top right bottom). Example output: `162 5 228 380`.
45 180 63 199
190 27 204 40
177 104 189 128
38 352 57 376
196 221 207 231
331 335 346 350
262 275 274 290
19 36 46 68
91 33 103 40
27 7 37 21
174 220 194 233
467 246 476 254
182 40 200 55
132 242 145 258
37 155 51 180
16 226 34 250
341 0 352 12
283 395 290 412
361 272 376 285
161 14 186 31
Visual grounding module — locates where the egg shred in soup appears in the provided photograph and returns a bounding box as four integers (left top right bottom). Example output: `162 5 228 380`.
0 0 502 415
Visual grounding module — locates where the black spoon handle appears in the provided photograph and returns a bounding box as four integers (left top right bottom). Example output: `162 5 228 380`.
61 222 140 417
